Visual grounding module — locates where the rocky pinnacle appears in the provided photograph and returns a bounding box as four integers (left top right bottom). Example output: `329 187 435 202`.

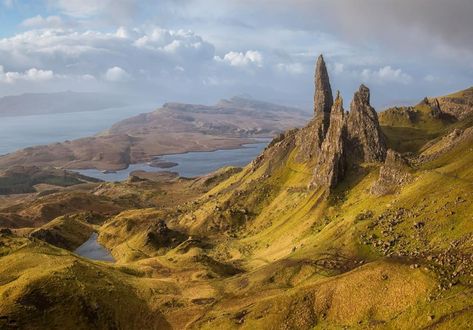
346 84 387 163
312 91 346 189
314 55 334 138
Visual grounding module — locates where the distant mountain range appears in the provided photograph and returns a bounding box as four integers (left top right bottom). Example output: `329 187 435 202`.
0 91 127 117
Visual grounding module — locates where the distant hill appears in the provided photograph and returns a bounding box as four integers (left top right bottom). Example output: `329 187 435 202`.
434 86 473 120
378 87 473 153
0 91 127 117
0 97 310 170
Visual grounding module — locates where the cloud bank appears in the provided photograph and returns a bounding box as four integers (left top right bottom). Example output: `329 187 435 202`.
0 0 471 108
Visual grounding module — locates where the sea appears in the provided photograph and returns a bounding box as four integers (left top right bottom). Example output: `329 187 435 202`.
0 105 271 181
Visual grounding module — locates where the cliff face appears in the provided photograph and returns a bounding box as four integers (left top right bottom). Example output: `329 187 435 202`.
309 84 386 190
296 55 335 162
346 84 387 163
431 87 473 120
312 93 346 189
313 55 334 140
255 54 387 193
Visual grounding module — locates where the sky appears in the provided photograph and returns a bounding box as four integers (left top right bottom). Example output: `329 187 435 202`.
0 0 472 109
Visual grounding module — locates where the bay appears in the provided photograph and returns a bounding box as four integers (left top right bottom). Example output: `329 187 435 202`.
0 104 155 156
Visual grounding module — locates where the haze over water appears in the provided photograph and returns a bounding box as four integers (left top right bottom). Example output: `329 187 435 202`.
0 105 154 156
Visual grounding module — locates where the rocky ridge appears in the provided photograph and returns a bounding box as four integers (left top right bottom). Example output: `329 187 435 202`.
431 87 473 120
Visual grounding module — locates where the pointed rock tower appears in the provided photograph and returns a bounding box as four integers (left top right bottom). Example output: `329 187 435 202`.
346 84 387 163
312 92 346 189
313 55 334 141
296 54 334 161
256 54 387 193
311 84 387 190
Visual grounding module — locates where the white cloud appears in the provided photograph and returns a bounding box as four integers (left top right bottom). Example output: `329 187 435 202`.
361 66 412 85
0 27 217 73
133 28 215 59
21 15 64 29
104 66 130 82
276 62 304 74
0 65 55 83
115 27 130 39
80 74 96 81
216 50 263 67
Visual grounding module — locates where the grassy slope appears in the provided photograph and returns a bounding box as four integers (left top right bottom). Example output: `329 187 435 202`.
379 103 455 153
0 237 172 330
29 213 97 250
1 135 472 328
171 117 473 328
0 94 472 329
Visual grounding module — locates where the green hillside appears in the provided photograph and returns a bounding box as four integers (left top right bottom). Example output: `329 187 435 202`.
1 67 473 329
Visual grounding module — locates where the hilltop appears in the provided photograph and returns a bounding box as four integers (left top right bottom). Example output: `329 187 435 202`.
379 87 473 153
0 56 473 329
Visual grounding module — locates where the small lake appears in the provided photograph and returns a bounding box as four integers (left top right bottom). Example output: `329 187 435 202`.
0 104 156 156
74 233 115 262
75 140 270 182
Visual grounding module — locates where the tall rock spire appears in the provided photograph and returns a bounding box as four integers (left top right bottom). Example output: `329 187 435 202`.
346 84 387 163
312 91 346 189
314 54 334 138
296 55 334 161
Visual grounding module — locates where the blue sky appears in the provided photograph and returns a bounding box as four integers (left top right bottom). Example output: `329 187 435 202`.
0 0 472 109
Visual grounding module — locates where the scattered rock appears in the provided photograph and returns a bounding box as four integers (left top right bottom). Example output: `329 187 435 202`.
0 228 13 236
371 149 412 196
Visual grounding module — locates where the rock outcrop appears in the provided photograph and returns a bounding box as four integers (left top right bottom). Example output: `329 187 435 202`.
296 54 334 161
146 220 187 249
421 97 442 119
417 127 473 163
346 85 387 163
312 92 346 189
430 87 473 120
371 149 412 196
254 55 387 193
313 55 334 141
311 84 387 191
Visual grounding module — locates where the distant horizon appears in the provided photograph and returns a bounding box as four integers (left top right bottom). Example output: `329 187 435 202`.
0 1 472 110
2 84 470 114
